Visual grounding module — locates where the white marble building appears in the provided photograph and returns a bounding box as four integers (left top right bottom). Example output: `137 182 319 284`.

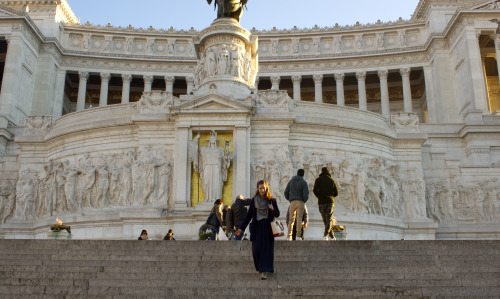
0 0 499 240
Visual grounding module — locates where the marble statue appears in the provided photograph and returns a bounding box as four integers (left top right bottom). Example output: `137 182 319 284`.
190 131 232 203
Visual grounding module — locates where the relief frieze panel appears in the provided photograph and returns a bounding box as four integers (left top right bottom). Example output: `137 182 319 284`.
66 32 195 58
61 57 196 73
258 53 428 73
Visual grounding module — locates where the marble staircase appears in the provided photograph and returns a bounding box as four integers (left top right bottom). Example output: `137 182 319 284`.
0 239 499 298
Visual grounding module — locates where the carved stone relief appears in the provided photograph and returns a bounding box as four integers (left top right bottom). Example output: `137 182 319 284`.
24 115 53 136
251 145 293 205
0 148 174 222
196 43 256 86
256 90 291 113
389 113 420 132
137 91 175 113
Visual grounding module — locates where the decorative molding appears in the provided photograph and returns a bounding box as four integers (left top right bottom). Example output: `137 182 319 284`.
389 112 420 132
256 90 291 113
137 91 173 113
24 115 53 136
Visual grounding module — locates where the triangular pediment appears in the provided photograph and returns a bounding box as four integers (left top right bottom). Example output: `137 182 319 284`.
0 5 26 17
172 93 254 114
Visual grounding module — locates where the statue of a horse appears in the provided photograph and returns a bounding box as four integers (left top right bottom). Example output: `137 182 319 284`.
207 0 248 23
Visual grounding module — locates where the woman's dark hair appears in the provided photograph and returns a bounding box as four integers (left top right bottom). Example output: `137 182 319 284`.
254 180 272 200
214 199 222 205
141 230 147 235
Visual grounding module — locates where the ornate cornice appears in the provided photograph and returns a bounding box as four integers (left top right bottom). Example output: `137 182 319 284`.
0 0 78 23
413 0 498 21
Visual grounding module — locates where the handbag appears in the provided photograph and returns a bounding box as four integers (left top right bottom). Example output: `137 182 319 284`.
206 213 220 227
270 218 285 238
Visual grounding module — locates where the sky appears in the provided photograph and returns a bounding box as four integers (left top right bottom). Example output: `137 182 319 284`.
66 0 421 31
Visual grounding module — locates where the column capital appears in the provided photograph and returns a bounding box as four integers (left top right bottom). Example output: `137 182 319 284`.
270 76 281 84
494 34 500 50
334 73 345 82
313 74 323 83
79 71 89 81
143 75 154 84
400 68 411 77
378 70 389 79
355 71 366 80
291 75 302 84
122 74 132 83
164 75 175 83
100 72 111 81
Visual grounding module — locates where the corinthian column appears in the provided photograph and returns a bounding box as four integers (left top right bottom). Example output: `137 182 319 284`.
121 74 132 104
76 71 89 111
165 76 175 93
378 70 390 116
143 75 154 92
292 75 302 101
99 73 111 107
356 71 367 111
400 68 413 113
334 73 345 106
313 74 323 103
270 76 280 90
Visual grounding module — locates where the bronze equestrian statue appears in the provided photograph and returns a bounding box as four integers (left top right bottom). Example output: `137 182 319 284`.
207 0 248 23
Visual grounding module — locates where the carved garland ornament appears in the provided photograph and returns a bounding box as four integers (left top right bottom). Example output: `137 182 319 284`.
24 115 53 136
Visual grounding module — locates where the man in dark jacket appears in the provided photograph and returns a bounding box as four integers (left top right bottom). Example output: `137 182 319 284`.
284 169 309 241
227 194 250 240
313 167 339 240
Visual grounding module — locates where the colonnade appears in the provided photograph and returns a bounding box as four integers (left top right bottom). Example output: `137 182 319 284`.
74 72 193 112
267 67 415 116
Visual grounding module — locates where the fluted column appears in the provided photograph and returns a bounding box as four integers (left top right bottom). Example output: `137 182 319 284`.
494 34 500 85
292 75 302 101
76 71 89 111
334 73 345 106
143 75 154 92
378 70 390 116
99 73 111 107
400 68 413 113
313 74 323 103
356 72 367 111
270 76 280 90
186 76 195 94
121 74 132 104
165 76 175 93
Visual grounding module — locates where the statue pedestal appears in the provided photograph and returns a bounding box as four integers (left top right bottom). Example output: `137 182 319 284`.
194 17 258 98
47 231 72 240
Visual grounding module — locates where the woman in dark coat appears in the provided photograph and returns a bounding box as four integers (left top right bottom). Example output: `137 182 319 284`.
236 180 280 280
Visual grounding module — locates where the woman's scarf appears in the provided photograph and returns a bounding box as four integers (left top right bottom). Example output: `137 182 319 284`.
255 195 269 221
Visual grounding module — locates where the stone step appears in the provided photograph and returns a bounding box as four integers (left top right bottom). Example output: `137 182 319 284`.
1 239 499 298
5 258 497 271
1 270 467 281
4 276 498 289
1 284 500 297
